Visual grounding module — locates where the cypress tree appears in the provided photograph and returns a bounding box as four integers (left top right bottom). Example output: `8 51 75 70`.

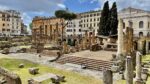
109 2 118 35
98 1 110 36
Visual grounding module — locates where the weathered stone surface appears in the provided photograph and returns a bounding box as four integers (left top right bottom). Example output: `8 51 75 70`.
29 68 39 75
135 51 142 81
18 64 24 68
90 44 102 51
141 73 148 81
102 70 112 84
0 67 22 84
111 65 120 72
2 48 9 54
125 56 133 84
117 19 124 56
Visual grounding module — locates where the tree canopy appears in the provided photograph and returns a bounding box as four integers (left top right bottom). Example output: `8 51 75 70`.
55 10 77 20
109 2 118 35
98 1 118 36
98 1 110 36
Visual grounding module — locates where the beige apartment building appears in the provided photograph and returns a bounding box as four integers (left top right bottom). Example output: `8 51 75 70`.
79 7 150 37
80 10 101 35
119 7 150 37
0 10 22 37
0 11 11 37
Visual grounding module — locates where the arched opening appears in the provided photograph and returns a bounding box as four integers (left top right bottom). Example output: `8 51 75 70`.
139 32 143 37
139 21 144 28
129 21 133 28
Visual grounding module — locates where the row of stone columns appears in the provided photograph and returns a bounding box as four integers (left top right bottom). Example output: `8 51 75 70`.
103 52 143 84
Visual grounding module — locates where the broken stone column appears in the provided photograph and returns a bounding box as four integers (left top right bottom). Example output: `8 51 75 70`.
102 69 113 84
126 56 133 84
146 40 149 54
135 51 143 84
62 41 68 54
124 27 134 56
117 19 124 56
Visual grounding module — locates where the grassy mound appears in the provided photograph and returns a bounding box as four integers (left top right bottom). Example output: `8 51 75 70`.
0 58 102 84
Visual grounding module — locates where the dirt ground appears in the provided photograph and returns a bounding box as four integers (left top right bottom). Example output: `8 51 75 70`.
66 50 117 61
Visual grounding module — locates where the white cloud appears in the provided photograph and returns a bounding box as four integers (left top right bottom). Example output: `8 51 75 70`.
91 0 150 11
0 0 65 25
94 8 100 11
57 3 66 9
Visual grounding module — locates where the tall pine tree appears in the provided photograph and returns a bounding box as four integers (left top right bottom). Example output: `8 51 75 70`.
98 1 110 36
109 2 118 35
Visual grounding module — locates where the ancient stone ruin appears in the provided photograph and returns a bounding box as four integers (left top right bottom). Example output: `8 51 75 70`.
0 67 22 84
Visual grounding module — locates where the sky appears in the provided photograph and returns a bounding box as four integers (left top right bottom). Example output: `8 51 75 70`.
0 0 149 30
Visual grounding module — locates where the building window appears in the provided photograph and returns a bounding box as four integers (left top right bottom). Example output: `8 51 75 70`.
90 19 92 22
2 18 5 21
147 32 150 37
90 14 92 17
94 23 96 27
148 22 149 28
2 14 5 17
139 21 144 28
3 24 5 26
79 29 81 32
7 29 10 31
2 29 5 31
129 21 133 28
90 24 92 27
139 32 143 37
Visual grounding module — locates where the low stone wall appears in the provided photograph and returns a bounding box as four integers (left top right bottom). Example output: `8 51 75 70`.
0 67 22 84
41 50 59 56
26 49 37 53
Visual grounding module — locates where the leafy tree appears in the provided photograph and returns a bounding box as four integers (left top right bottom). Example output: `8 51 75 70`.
55 10 77 42
29 23 32 30
98 1 110 36
55 10 76 20
109 2 118 35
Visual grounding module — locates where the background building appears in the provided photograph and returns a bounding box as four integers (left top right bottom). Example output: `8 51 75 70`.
21 22 28 35
119 7 150 37
0 10 22 37
0 11 11 37
80 10 101 35
65 19 83 38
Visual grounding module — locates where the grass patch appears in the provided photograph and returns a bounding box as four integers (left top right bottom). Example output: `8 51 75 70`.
0 58 102 84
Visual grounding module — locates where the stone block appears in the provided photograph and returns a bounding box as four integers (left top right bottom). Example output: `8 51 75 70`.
141 73 148 81
29 68 39 75
2 48 9 54
18 64 24 68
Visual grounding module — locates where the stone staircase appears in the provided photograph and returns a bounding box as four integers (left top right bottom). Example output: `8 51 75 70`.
56 56 113 71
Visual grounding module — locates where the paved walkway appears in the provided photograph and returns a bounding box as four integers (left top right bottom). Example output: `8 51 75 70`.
66 50 116 61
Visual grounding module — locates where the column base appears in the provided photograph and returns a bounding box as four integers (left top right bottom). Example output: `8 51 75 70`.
134 79 144 84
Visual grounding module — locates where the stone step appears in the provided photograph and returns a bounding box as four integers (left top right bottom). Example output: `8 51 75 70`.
56 56 112 71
